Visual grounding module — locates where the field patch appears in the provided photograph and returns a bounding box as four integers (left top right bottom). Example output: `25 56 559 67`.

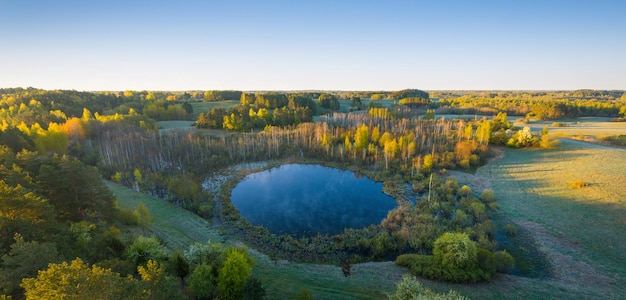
469 139 626 298
190 100 239 115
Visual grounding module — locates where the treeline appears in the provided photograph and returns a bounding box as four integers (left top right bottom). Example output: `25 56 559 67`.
0 89 194 128
436 90 626 119
196 92 318 131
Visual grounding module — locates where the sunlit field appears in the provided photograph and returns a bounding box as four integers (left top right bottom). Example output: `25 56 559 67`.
469 139 626 299
519 117 626 138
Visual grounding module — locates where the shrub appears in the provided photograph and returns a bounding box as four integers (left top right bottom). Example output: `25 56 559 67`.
479 189 495 204
494 250 515 273
388 275 470 300
477 248 496 276
433 233 477 270
503 224 518 237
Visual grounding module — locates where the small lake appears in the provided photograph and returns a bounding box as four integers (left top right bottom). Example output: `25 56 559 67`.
230 164 396 237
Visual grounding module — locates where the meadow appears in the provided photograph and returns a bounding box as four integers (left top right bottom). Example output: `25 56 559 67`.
190 100 240 115
520 117 626 138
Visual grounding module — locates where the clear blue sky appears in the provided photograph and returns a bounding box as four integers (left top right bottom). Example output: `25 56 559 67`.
1 0 625 91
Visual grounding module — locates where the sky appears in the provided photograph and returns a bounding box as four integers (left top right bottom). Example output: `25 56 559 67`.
1 0 625 91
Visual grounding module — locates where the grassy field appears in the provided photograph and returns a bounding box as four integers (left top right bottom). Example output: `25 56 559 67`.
157 121 195 131
518 117 626 138
468 139 626 299
190 100 239 115
106 136 626 299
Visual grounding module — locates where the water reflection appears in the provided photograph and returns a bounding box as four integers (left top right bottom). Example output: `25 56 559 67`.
231 164 396 237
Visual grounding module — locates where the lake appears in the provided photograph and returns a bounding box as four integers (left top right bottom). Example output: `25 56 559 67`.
230 164 396 237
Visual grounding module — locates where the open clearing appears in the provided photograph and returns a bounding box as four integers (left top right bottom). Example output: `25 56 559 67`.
519 117 626 138
190 100 239 115
108 137 626 299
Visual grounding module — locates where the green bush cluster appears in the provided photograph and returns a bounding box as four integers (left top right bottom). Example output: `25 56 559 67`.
395 232 515 283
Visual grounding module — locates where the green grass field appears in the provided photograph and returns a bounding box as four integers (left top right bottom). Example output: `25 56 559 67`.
157 121 195 131
190 100 239 115
107 135 626 299
469 139 626 299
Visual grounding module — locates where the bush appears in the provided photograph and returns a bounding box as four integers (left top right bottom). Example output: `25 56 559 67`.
477 248 496 276
479 190 495 204
388 275 470 300
494 250 515 273
433 233 477 270
396 252 490 283
503 224 518 237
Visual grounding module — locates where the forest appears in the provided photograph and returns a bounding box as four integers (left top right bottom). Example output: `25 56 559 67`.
1 88 625 299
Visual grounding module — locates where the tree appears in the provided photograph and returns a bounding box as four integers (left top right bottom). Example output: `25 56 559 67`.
0 181 56 250
242 277 265 300
0 234 60 296
318 94 339 110
494 250 515 273
134 202 151 227
20 258 146 300
433 232 478 270
168 250 189 285
37 156 116 222
217 249 254 300
354 124 369 160
124 236 167 267
188 263 216 299
423 109 435 120
475 121 491 145
137 260 185 300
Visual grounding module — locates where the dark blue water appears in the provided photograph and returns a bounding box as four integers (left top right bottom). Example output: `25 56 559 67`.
231 164 396 237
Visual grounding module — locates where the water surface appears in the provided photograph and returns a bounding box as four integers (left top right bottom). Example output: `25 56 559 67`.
231 164 396 236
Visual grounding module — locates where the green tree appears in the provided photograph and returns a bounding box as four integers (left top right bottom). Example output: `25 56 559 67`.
189 263 216 299
318 94 339 110
433 232 478 270
0 181 55 250
168 250 189 285
242 277 265 300
37 156 116 222
217 249 254 300
0 234 60 296
124 236 167 267
423 109 435 120
494 250 515 273
134 202 152 227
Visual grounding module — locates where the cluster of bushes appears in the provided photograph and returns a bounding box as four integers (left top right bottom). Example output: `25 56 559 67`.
396 232 514 283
